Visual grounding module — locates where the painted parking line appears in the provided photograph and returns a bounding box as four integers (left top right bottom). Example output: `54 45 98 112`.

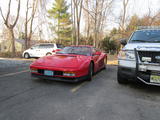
70 74 98 93
0 57 35 61
0 70 30 78
71 82 87 93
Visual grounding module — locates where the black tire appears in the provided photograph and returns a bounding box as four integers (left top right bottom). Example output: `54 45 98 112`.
117 68 128 84
87 63 94 81
46 53 52 56
24 53 30 59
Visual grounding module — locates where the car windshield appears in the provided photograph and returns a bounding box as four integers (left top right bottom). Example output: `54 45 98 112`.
129 30 160 43
57 46 92 56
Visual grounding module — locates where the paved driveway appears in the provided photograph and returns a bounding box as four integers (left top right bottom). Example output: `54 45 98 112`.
0 59 160 120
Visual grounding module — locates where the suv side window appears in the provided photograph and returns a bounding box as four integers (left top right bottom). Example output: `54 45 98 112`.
39 44 54 49
32 45 39 49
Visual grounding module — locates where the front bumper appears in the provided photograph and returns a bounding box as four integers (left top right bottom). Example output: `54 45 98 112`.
134 48 160 86
119 49 160 86
31 73 88 83
119 65 160 86
136 64 160 86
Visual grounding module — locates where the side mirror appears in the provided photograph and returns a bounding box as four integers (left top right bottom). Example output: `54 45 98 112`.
93 51 101 56
30 47 33 50
120 38 127 46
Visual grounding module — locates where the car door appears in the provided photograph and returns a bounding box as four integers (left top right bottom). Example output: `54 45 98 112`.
29 45 40 57
92 48 101 71
38 44 55 57
38 44 48 57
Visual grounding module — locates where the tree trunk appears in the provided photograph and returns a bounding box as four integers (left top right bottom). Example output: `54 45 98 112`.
76 22 80 45
57 10 61 44
24 0 29 50
8 28 15 56
73 3 76 45
25 20 28 49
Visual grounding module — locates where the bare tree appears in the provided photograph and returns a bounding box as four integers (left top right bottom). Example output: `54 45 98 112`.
24 0 38 49
71 0 75 44
119 0 129 32
0 0 21 56
73 0 84 45
24 0 30 49
83 0 114 47
28 0 38 47
83 0 91 44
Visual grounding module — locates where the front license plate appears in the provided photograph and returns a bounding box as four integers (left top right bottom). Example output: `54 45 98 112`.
44 70 54 76
150 75 160 83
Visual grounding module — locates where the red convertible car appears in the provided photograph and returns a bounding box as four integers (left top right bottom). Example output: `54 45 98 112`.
30 45 107 82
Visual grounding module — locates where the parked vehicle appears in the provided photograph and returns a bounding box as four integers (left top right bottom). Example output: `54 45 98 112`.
118 26 160 86
22 43 63 58
30 45 107 82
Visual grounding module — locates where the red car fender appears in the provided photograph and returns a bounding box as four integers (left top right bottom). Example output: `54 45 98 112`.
77 57 92 76
92 53 107 72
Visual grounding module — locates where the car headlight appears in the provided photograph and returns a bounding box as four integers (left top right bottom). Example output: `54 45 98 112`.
63 72 76 76
118 50 135 60
30 68 38 73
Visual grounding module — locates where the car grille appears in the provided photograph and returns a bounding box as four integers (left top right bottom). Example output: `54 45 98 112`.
138 51 160 64
38 69 63 76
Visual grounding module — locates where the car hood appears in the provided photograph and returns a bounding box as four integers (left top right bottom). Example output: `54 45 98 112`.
123 43 160 51
32 54 90 68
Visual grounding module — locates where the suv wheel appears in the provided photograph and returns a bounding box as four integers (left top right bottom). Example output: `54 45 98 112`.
24 53 30 59
117 67 128 84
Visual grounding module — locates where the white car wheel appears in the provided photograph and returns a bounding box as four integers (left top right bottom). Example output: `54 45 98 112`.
24 53 30 59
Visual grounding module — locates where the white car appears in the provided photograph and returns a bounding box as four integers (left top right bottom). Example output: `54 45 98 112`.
22 43 63 58
118 26 160 86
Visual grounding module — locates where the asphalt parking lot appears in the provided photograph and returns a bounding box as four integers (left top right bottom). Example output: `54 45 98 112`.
0 59 160 120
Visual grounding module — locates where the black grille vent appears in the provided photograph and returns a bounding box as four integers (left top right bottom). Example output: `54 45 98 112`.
138 51 160 63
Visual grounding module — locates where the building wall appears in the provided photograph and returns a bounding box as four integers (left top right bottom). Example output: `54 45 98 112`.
0 41 23 52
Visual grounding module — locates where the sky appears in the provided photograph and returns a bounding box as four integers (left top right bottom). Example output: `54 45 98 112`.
108 0 160 29
0 0 160 39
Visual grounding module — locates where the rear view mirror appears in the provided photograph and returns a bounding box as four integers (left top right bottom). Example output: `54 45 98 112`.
120 38 127 46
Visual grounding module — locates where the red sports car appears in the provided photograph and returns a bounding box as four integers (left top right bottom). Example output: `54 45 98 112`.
30 45 107 82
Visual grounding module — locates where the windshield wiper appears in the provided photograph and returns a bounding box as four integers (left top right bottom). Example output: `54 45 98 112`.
149 40 160 43
131 40 148 42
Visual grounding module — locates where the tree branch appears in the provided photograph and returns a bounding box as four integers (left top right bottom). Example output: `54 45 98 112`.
12 0 21 28
6 0 12 26
0 7 6 22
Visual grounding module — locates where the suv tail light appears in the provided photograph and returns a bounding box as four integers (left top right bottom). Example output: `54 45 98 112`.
52 49 61 53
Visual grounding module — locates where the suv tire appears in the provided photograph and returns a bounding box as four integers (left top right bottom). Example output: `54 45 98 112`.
117 67 128 84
